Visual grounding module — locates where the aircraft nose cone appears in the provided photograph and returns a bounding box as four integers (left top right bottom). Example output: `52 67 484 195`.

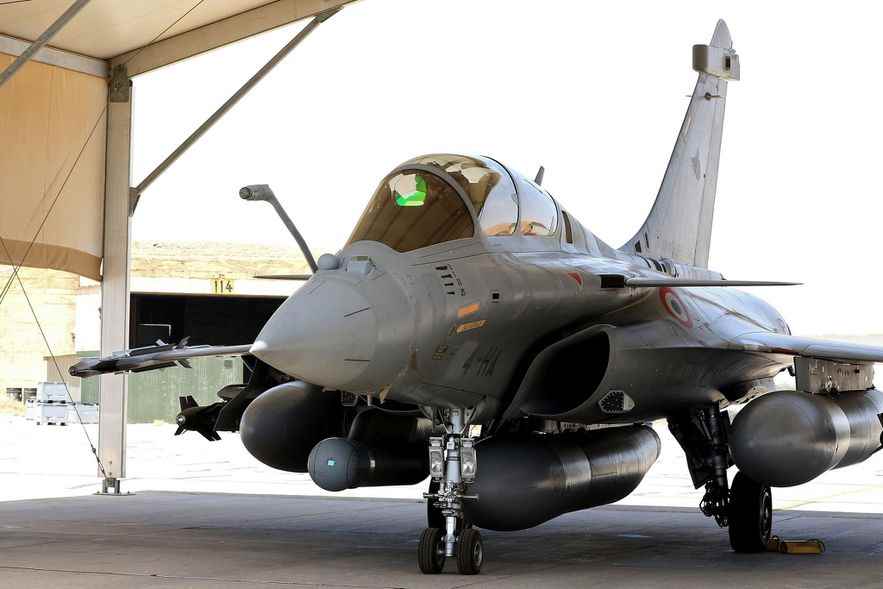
250 279 377 390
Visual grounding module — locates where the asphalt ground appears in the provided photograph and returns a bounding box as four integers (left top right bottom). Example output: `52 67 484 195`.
1 492 881 588
3 415 883 587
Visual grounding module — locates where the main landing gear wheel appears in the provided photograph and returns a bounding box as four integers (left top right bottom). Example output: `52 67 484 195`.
729 471 772 553
456 528 484 575
418 527 446 574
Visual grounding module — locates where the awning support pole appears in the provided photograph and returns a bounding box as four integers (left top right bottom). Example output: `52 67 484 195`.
97 66 133 495
129 7 340 214
0 0 92 89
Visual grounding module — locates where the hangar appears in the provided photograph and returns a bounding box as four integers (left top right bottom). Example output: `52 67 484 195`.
0 0 353 493
1 240 304 419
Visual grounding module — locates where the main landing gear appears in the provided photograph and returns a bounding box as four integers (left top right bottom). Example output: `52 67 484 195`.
419 408 483 575
670 404 772 553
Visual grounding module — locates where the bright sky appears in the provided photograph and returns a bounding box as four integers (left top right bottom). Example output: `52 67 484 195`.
131 0 883 336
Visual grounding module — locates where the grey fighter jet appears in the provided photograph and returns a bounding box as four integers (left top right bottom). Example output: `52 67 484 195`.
73 20 883 575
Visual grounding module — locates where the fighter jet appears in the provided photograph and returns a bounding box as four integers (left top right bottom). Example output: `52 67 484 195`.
72 20 883 575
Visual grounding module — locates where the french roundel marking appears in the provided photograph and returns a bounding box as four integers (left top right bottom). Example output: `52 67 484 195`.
659 286 692 328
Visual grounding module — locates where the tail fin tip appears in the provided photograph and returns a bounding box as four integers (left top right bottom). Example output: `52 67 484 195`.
621 20 739 269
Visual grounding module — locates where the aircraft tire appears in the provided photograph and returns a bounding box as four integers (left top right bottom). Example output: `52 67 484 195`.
728 471 772 553
456 528 484 575
418 527 446 574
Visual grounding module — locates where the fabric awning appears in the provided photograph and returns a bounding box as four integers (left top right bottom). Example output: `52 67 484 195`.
0 53 106 280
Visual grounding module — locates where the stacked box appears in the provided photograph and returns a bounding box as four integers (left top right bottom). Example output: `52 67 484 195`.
25 399 68 425
25 382 74 426
67 403 99 424
25 383 99 426
36 382 69 404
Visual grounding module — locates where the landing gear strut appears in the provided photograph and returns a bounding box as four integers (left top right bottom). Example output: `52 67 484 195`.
669 404 773 552
419 408 482 575
698 405 730 528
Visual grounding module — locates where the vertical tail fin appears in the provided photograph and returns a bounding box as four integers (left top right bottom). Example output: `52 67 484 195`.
622 20 739 268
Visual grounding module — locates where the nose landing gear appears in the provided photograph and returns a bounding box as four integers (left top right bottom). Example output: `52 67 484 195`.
419 408 482 575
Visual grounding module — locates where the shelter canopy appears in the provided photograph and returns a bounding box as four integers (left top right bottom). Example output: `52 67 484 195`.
0 0 352 280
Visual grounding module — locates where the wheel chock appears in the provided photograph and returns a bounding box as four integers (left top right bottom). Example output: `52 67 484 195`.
766 536 825 554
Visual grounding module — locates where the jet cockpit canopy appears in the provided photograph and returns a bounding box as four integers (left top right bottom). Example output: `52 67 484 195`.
347 154 519 252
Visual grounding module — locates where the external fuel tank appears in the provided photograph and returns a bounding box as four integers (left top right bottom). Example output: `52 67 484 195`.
463 425 660 531
730 389 883 487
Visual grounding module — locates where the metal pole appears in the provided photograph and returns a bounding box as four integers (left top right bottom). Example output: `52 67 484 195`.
98 69 133 494
0 0 92 89
131 8 339 205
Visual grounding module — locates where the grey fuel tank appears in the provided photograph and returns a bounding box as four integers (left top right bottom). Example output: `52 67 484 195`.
730 389 883 487
463 425 660 531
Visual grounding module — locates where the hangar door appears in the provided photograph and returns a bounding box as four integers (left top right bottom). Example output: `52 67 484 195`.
84 294 284 423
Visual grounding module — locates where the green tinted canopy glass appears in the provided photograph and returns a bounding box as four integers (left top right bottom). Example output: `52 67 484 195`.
348 169 474 252
394 174 428 207
404 154 518 236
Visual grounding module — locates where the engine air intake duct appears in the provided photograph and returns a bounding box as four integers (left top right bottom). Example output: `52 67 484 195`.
730 388 883 487
463 425 660 531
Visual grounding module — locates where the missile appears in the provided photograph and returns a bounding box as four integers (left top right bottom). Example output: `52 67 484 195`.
174 395 223 441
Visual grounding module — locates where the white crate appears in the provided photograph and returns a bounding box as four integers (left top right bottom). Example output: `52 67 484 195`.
25 400 68 425
67 403 98 425
36 382 68 403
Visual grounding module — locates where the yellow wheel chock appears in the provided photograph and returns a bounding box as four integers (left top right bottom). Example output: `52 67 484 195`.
766 536 825 555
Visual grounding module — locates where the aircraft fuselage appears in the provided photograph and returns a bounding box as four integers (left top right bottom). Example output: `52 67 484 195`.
253 202 792 426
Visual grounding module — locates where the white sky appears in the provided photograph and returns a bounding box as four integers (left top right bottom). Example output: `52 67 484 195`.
131 0 883 336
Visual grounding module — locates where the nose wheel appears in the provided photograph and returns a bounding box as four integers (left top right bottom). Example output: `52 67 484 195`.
417 527 446 574
456 528 484 575
418 526 483 575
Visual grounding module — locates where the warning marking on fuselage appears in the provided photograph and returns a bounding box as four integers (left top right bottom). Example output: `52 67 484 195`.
567 271 583 287
659 286 692 328
456 319 487 334
457 302 480 318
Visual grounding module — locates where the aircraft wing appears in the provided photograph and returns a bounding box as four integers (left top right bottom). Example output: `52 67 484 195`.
731 332 883 364
70 342 252 377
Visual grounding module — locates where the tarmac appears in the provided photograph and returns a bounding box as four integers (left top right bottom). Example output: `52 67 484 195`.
1 492 882 588
2 415 883 587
